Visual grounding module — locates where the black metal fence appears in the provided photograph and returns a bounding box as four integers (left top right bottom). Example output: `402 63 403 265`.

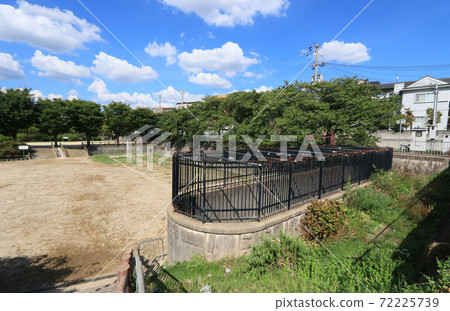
172 146 393 222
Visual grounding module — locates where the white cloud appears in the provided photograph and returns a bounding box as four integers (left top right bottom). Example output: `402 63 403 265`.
321 41 371 64
48 93 63 100
249 51 260 58
144 41 178 65
30 89 63 100
178 42 258 75
207 31 215 39
0 1 101 53
188 73 232 88
68 89 79 100
92 52 158 83
244 72 263 79
245 85 273 93
30 89 44 100
31 50 90 85
159 0 290 27
88 78 158 107
154 86 204 104
0 52 25 80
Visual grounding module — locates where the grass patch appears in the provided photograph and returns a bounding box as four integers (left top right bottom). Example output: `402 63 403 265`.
90 152 172 169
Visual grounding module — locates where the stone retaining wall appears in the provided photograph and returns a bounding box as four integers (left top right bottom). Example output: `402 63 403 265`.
167 187 354 264
393 154 449 175
167 209 303 264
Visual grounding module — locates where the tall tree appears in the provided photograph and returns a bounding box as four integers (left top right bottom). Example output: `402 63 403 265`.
36 98 70 147
103 102 133 143
67 99 103 147
0 88 36 140
130 107 157 131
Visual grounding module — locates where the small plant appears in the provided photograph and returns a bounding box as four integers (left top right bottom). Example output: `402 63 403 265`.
301 199 347 241
345 186 396 223
426 257 450 293
245 232 310 278
186 254 208 272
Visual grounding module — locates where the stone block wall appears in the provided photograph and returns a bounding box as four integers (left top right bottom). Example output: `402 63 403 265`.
393 154 449 175
167 205 307 264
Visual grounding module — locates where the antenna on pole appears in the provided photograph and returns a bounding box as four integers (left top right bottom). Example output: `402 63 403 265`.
302 43 325 83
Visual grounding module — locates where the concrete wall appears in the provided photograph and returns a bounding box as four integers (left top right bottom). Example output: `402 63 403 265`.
392 154 449 175
167 188 353 264
167 207 305 264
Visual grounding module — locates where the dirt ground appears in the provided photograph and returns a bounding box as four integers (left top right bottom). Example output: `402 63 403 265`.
0 157 171 292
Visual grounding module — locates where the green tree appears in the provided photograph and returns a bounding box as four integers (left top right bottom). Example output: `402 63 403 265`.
130 107 157 130
36 98 70 147
103 102 133 144
67 99 103 147
402 108 415 130
426 108 442 127
0 88 36 140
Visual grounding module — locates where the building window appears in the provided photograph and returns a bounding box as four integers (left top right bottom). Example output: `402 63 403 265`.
414 117 425 128
414 93 434 103
415 131 423 137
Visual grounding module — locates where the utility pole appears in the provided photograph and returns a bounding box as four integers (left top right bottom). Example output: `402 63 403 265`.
180 89 185 107
302 43 325 83
433 84 439 127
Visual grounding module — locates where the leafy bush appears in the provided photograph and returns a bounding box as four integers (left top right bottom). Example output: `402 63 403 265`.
245 232 310 278
0 141 25 157
426 257 450 293
301 199 347 241
345 186 397 223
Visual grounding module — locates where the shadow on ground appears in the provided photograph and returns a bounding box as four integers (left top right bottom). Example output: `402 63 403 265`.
0 255 73 292
143 260 186 293
392 167 450 285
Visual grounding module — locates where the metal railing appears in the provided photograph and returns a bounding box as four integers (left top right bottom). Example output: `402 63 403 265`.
378 139 450 156
134 238 167 293
172 146 393 223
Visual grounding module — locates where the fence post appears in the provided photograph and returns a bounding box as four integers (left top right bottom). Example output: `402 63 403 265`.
172 155 177 202
257 164 263 221
318 160 323 199
358 152 362 185
341 155 346 190
202 162 206 222
287 161 293 210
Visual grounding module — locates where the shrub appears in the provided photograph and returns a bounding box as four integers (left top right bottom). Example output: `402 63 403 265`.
301 199 347 241
345 186 397 223
0 141 24 157
426 257 450 293
245 232 310 278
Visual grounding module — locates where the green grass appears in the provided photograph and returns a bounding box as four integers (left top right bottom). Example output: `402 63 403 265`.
91 152 172 169
143 169 449 293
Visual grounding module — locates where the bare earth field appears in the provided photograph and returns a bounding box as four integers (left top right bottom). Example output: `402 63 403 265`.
0 157 171 292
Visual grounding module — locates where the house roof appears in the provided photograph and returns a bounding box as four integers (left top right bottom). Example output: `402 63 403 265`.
374 76 450 92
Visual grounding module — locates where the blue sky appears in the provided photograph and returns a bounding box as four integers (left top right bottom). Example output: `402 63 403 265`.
1 0 450 108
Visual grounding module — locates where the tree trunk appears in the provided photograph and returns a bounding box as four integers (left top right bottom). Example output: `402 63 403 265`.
54 135 58 148
116 136 120 144
86 134 91 148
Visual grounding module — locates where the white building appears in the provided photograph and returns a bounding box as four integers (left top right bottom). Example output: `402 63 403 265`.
397 76 450 131
375 76 450 153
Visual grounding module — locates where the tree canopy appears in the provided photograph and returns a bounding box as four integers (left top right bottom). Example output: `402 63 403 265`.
156 77 401 149
67 99 103 147
0 88 36 140
36 98 71 146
